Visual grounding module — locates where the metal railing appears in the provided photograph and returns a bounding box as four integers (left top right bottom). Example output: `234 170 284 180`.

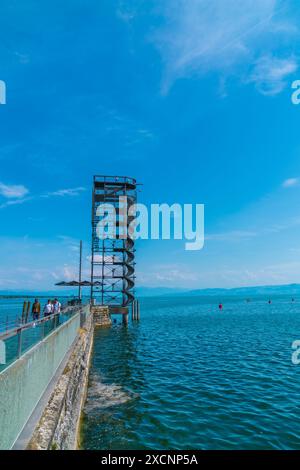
0 309 79 372
0 297 81 334
0 316 21 334
94 174 137 185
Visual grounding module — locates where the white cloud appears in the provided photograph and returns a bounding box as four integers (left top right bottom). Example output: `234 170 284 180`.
153 0 297 94
0 197 32 209
139 263 199 286
43 187 86 198
0 182 29 198
103 107 155 148
206 215 300 244
0 186 86 210
282 177 299 188
63 264 78 281
247 55 298 95
206 264 299 286
206 230 258 241
0 235 91 290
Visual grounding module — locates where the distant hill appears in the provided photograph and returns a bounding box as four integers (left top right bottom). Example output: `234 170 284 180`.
135 287 190 297
0 287 188 298
186 284 300 297
0 289 78 298
1 283 300 299
137 283 300 298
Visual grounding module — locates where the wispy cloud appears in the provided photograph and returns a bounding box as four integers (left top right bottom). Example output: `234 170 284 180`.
247 55 298 95
0 235 91 289
0 182 29 198
42 187 86 198
117 2 137 23
0 182 87 210
282 177 299 188
139 263 199 286
103 107 155 148
153 0 298 94
207 215 300 243
206 230 258 241
0 182 31 209
0 197 32 210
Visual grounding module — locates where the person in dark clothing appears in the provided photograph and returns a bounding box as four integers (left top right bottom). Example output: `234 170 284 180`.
32 299 41 320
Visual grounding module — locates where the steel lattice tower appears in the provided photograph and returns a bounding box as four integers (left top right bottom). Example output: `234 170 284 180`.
91 175 137 308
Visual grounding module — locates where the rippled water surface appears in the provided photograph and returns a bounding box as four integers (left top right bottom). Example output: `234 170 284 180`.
81 295 300 450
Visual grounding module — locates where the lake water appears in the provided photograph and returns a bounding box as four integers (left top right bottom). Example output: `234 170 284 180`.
81 295 300 450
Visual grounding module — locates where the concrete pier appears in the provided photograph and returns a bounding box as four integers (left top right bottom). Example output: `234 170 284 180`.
27 311 94 450
0 302 138 449
0 305 90 450
91 305 111 327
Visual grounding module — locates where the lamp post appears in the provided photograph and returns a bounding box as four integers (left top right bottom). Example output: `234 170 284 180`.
79 240 82 302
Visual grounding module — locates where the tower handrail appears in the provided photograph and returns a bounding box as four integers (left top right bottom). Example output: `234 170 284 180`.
94 175 137 185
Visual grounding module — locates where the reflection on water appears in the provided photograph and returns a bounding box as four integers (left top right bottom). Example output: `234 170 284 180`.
81 295 300 450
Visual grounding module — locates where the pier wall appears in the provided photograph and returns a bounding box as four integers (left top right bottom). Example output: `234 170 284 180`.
0 305 90 450
27 307 93 450
92 305 111 327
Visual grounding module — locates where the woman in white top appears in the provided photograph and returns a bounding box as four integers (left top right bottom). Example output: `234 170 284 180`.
53 299 61 314
43 300 53 316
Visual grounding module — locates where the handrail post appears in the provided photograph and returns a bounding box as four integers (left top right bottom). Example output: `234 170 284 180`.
21 302 27 324
17 329 22 358
41 320 45 340
25 302 31 323
54 313 59 329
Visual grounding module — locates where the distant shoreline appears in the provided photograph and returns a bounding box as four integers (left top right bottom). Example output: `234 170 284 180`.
1 282 300 300
0 295 73 299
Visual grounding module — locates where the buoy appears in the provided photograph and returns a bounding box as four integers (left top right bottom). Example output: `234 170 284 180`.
268 300 272 304
219 303 223 310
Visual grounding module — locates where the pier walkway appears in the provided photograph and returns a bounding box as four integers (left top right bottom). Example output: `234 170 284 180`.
0 304 90 449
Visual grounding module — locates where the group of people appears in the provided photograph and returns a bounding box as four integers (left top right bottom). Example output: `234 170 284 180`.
31 298 62 320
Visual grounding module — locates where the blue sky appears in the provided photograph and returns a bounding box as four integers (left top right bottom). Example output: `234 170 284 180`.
1 0 300 290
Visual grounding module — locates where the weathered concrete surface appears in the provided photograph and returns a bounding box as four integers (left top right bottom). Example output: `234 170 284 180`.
27 308 93 450
92 305 111 327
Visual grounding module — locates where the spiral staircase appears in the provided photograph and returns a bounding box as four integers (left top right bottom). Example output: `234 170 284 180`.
91 175 137 309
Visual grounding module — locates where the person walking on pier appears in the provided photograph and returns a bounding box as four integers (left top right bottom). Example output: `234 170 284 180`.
53 298 61 314
32 299 41 320
52 298 61 328
43 300 53 317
